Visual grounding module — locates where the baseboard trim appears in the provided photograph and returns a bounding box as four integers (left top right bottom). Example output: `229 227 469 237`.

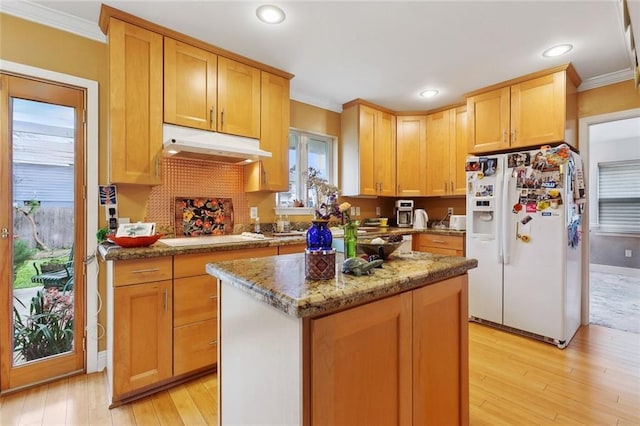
590 263 640 277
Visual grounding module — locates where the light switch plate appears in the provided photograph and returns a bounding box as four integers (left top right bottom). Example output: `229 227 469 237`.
250 207 258 219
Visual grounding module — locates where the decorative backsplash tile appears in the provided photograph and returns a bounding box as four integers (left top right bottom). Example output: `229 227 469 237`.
146 157 248 236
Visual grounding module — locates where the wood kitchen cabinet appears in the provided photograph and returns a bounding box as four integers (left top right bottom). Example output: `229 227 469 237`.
108 18 163 185
245 72 291 192
111 257 173 399
164 38 261 139
341 100 396 196
426 106 468 196
311 275 469 425
413 233 465 256
396 115 428 196
466 64 580 154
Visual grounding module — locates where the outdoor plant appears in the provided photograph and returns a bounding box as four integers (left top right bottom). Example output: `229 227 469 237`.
13 238 33 277
13 288 74 362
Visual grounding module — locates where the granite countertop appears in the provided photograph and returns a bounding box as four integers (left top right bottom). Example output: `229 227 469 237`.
98 227 466 261
206 251 477 318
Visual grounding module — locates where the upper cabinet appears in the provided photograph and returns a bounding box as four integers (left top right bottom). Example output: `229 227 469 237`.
164 38 261 139
466 64 580 154
108 18 163 185
425 106 467 197
342 101 396 197
396 115 427 197
245 72 291 192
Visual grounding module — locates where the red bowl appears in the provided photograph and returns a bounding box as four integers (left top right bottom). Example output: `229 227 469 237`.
108 234 163 248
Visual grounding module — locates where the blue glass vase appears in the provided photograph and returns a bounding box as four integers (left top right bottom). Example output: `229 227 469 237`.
306 219 333 250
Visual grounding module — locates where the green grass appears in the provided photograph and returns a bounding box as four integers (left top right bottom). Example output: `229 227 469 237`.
13 255 69 289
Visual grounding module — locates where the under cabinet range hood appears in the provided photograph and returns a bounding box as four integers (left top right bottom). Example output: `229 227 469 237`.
162 123 272 164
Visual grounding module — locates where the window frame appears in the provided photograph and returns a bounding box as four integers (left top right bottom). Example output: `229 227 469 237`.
596 159 640 234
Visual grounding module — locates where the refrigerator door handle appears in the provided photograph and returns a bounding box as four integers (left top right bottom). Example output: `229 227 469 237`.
501 167 511 265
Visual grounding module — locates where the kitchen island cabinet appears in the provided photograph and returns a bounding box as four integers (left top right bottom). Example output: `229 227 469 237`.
466 64 580 154
207 251 476 425
107 18 163 185
341 100 396 196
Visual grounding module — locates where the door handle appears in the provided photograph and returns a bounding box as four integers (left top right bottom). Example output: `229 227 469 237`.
1 228 8 239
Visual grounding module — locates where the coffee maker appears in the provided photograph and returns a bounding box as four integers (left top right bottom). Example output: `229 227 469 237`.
395 200 414 228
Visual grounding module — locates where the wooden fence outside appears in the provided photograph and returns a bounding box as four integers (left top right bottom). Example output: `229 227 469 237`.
13 207 74 250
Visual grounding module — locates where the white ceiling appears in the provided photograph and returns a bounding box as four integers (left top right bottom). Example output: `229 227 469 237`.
3 0 638 113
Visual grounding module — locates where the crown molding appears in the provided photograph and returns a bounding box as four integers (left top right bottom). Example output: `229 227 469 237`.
578 68 634 91
290 91 342 113
0 0 106 43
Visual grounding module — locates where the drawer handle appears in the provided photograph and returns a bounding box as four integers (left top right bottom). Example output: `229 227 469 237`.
432 240 446 244
209 340 218 345
209 295 218 300
131 268 160 274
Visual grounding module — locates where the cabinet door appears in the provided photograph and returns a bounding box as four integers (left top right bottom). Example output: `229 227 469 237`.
358 105 378 195
511 71 565 148
246 72 290 192
174 318 217 376
164 38 217 130
396 115 427 196
108 19 163 185
113 280 173 396
311 292 412 425
451 106 468 195
174 275 217 327
467 87 510 154
217 57 261 138
426 110 452 196
375 110 397 196
413 275 469 426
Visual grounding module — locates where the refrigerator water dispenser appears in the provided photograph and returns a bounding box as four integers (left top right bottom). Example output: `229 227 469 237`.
471 210 494 236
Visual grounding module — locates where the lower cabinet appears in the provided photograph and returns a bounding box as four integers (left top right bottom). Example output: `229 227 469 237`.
413 233 465 256
310 275 469 425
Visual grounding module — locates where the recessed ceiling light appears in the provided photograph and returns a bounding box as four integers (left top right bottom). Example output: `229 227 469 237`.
542 44 573 58
420 89 439 98
256 5 286 24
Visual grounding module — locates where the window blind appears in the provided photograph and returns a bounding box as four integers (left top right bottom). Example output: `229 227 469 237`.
598 160 640 233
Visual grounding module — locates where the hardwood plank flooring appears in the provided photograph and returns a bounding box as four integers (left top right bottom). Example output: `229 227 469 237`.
0 323 637 425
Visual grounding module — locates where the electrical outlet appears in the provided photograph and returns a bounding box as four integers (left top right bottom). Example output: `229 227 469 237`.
250 207 258 219
350 207 356 216
376 206 381 216
355 206 361 216
448 207 454 216
625 249 633 257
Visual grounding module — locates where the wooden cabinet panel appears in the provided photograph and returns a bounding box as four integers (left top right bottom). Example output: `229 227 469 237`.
113 280 173 396
174 275 217 326
113 257 173 286
413 233 465 256
342 101 396 196
217 56 261 138
164 38 217 130
245 72 290 192
467 87 511 154
174 247 278 278
452 106 468 195
426 110 452 196
396 115 427 196
311 292 413 425
413 275 469 425
108 19 163 185
174 318 217 376
277 244 306 255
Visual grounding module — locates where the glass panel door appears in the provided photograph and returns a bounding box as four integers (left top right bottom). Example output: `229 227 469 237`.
0 74 85 392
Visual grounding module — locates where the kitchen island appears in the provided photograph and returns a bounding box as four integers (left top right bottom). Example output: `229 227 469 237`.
207 251 477 425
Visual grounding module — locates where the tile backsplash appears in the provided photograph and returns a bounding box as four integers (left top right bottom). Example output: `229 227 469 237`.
146 157 248 236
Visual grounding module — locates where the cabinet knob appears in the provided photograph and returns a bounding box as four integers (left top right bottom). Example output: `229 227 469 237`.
512 129 517 142
221 108 225 127
210 107 215 128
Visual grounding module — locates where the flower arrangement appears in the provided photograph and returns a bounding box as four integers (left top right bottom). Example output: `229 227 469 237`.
305 168 359 228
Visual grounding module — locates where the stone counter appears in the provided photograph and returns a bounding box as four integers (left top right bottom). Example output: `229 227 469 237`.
206 251 477 318
98 227 465 261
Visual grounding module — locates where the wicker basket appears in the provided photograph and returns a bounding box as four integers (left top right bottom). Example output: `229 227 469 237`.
305 249 336 280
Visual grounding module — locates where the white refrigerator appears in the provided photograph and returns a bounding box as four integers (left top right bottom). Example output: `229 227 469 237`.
465 145 586 348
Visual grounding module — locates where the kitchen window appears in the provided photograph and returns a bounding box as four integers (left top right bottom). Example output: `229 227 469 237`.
276 130 336 210
597 160 640 233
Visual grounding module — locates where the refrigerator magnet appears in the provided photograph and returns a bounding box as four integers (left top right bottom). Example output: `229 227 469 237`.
526 203 537 213
512 203 523 214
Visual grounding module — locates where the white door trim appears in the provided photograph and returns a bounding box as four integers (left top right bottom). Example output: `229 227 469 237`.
578 107 640 325
0 59 100 373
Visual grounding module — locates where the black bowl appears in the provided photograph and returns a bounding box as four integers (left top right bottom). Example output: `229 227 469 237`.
357 239 403 260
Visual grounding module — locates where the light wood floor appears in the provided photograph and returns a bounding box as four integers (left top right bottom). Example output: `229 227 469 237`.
1 323 638 425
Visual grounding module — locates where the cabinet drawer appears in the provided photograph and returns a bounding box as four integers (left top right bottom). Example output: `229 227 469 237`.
174 275 217 326
113 257 173 287
174 247 278 278
415 234 463 250
174 318 217 376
